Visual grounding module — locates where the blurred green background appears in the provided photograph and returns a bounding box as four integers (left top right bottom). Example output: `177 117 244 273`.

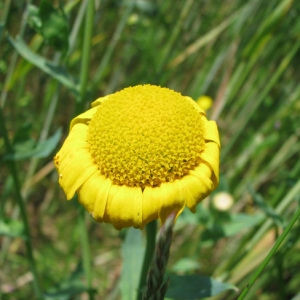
1 0 300 299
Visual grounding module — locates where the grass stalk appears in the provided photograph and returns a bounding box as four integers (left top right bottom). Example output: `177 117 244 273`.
76 1 95 298
222 39 300 160
216 178 300 281
79 206 94 300
92 0 134 92
77 0 95 113
157 0 194 72
237 206 300 299
0 107 42 299
0 0 30 107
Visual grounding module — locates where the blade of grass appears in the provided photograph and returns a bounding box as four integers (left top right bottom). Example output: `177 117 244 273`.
0 107 42 299
0 0 29 107
222 39 300 160
75 1 95 299
237 205 300 299
215 178 300 281
76 0 94 112
168 2 253 68
157 0 194 72
92 0 134 92
0 0 12 42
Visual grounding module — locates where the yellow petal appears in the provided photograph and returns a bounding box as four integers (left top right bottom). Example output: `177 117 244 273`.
205 120 220 148
56 123 87 162
184 96 206 116
178 175 203 209
93 176 112 222
54 123 98 200
200 142 220 186
191 164 214 190
159 181 186 224
104 185 143 229
70 106 99 129
185 166 214 212
142 186 161 226
91 95 110 107
77 171 109 220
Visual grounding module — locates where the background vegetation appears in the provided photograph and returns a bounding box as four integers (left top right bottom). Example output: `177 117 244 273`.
1 0 300 299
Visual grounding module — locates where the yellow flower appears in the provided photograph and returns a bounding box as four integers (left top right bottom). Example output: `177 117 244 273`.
196 95 213 111
54 85 220 229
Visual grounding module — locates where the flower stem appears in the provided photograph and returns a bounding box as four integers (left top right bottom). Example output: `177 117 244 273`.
137 220 157 300
0 107 42 298
142 213 176 300
237 205 300 299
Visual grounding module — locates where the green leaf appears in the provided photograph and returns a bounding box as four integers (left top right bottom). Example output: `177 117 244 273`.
8 35 78 94
12 122 33 144
171 258 201 273
165 274 237 299
177 206 211 228
120 228 145 300
0 219 25 238
222 213 264 237
39 0 69 53
27 4 42 31
201 213 265 243
4 128 62 160
27 1 69 53
248 185 285 227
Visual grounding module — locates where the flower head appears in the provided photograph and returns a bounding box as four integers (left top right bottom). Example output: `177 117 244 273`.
54 85 220 229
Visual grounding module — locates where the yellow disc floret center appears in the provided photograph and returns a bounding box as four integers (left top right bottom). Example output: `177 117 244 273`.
87 85 205 188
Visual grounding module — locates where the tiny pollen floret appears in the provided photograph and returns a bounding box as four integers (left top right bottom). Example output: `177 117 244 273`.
53 85 220 229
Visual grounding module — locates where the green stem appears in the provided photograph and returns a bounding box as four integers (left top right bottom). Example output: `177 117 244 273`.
76 2 95 297
0 107 42 299
137 220 157 300
78 206 94 300
91 1 134 92
237 205 300 300
76 0 94 114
